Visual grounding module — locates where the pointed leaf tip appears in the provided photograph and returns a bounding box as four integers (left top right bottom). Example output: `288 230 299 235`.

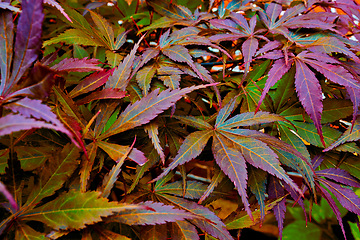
44 0 72 23
0 181 18 212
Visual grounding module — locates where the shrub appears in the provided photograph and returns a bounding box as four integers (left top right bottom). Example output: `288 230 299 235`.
0 0 359 239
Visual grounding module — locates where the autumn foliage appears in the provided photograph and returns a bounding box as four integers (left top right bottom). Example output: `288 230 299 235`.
0 0 360 239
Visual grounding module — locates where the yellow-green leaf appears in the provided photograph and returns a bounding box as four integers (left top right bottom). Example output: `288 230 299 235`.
43 29 104 47
21 190 144 230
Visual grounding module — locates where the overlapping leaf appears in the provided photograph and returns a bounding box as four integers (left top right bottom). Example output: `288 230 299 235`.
268 177 286 240
325 117 360 151
69 69 113 98
316 184 347 239
97 141 147 166
294 59 324 146
51 58 103 72
141 225 167 240
112 201 197 225
171 221 199 240
0 146 48 171
100 141 134 198
319 179 360 215
290 121 360 153
22 190 145 230
75 88 126 105
44 0 72 22
155 181 208 199
6 0 44 95
248 168 267 220
0 114 70 138
220 129 300 193
217 111 287 129
100 84 213 139
212 131 251 218
316 168 360 188
144 122 165 163
150 130 213 183
226 196 286 230
24 144 80 207
161 195 233 240
105 37 143 90
256 58 292 112
307 37 360 63
0 8 14 90
0 2 20 12
136 65 157 95
89 10 115 50
43 29 104 47
15 223 46 240
198 168 225 204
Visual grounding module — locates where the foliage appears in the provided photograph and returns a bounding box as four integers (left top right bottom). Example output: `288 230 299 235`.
0 0 360 239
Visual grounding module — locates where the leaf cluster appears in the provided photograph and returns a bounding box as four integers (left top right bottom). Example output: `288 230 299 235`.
0 0 360 239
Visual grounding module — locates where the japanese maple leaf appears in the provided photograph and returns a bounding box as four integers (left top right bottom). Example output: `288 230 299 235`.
256 49 360 146
150 99 305 220
210 13 267 76
311 156 360 240
258 2 338 41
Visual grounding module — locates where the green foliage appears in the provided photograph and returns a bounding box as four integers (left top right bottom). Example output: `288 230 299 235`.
1 0 360 239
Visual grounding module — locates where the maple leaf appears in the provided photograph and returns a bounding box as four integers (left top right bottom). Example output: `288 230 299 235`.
198 168 225 204
307 37 360 63
294 59 324 146
1 0 44 96
160 195 233 240
111 201 198 225
149 130 213 183
43 29 105 47
136 65 157 95
268 176 286 240
0 7 14 85
318 179 360 216
210 13 265 76
21 190 146 230
248 168 267 220
171 221 199 240
155 181 208 200
226 196 286 230
0 114 71 138
105 36 144 90
212 131 251 218
51 58 103 72
255 58 292 113
69 69 113 98
316 168 360 188
6 98 66 129
152 99 302 220
316 184 347 238
100 84 214 139
97 141 147 166
75 88 126 105
325 117 360 151
14 223 46 239
89 10 115 50
99 140 135 198
23 144 80 207
257 49 360 147
144 122 166 163
346 86 360 128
